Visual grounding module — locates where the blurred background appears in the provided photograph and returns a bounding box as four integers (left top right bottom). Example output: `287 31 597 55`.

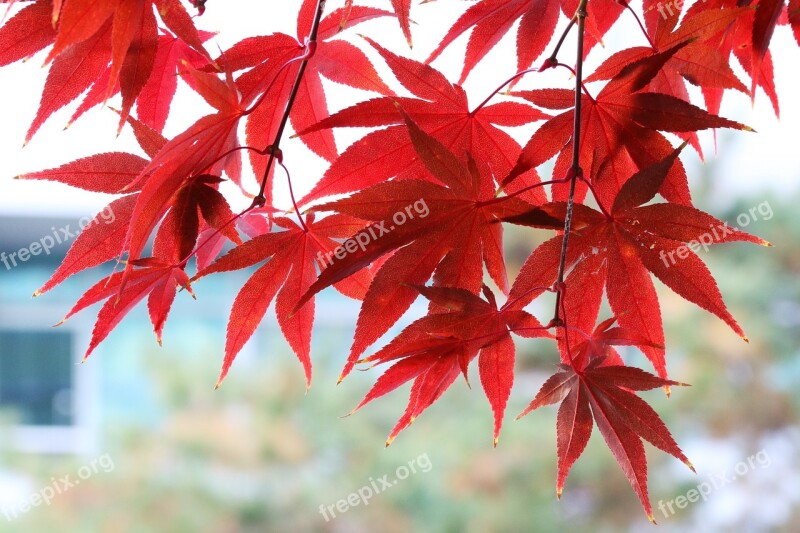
0 1 798 532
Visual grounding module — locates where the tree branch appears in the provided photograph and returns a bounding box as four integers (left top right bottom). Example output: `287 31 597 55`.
552 0 589 330
253 0 327 232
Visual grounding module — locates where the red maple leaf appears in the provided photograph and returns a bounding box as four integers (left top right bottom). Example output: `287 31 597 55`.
426 0 625 84
59 255 196 357
217 0 393 193
121 63 244 267
296 38 549 206
685 0 784 116
586 6 750 156
1 0 212 142
519 351 693 522
15 152 147 295
504 144 769 378
298 111 540 381
351 284 548 446
506 43 753 209
193 213 373 389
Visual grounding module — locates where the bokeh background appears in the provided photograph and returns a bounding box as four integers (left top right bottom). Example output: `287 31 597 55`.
0 1 798 531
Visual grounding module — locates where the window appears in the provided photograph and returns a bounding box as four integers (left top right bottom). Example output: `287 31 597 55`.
0 323 98 454
0 330 74 426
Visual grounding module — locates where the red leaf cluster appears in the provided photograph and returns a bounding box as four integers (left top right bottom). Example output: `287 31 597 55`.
3 0 791 518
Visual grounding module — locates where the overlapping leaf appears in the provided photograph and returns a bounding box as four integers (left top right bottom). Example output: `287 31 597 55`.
426 0 625 84
0 0 212 141
219 0 393 191
300 112 540 381
352 284 547 446
506 43 752 208
505 145 769 378
296 38 549 206
194 213 373 388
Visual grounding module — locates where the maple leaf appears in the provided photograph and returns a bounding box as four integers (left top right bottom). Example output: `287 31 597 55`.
121 64 244 268
299 111 540 382
218 0 393 192
193 213 373 389
519 353 693 521
0 0 56 68
26 18 113 143
351 284 548 446
791 0 800 45
150 173 242 264
296 37 549 206
59 257 195 355
342 0 413 46
426 0 625 84
504 144 770 378
586 6 750 156
135 29 215 133
12 0 212 141
506 42 753 209
72 27 215 134
13 139 163 295
685 0 782 116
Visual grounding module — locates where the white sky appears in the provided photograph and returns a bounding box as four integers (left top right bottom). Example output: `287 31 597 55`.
0 0 797 218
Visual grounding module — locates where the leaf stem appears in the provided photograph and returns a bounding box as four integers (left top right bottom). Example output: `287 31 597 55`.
471 11 586 116
548 17 577 63
553 62 595 101
470 67 540 115
623 3 657 51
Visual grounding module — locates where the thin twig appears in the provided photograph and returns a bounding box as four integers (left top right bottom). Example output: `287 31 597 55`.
552 0 589 328
253 0 327 232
